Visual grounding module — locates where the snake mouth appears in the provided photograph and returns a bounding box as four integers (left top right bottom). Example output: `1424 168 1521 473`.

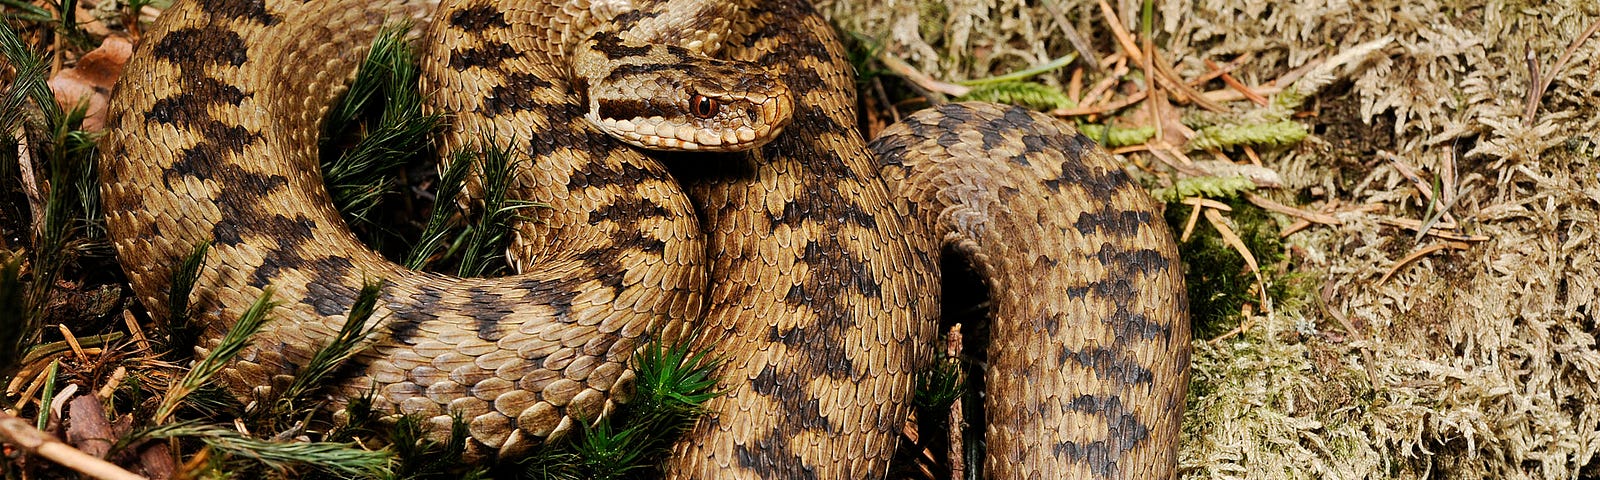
589 89 794 152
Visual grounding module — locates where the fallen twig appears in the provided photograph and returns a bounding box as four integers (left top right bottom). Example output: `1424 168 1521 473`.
1318 282 1379 387
1380 151 1459 233
1201 85 1286 104
1378 217 1489 243
876 53 970 97
1378 241 1471 285
0 411 147 480
945 324 965 480
1525 18 1600 124
1247 194 1340 226
1054 89 1148 117
1204 58 1269 107
1040 0 1101 71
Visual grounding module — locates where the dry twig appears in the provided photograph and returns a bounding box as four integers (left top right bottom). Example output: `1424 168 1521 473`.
876 53 970 97
1524 18 1600 124
1247 194 1340 226
0 411 147 480
1378 242 1471 285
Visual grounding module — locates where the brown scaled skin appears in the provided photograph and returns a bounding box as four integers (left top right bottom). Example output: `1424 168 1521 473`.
100 0 707 460
99 0 1189 477
871 103 1191 479
662 1 1189 479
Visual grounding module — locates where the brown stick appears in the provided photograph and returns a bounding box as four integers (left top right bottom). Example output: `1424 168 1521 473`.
0 411 148 480
946 324 965 480
1525 19 1600 124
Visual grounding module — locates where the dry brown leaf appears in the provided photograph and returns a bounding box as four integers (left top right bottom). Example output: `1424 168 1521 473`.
48 36 132 131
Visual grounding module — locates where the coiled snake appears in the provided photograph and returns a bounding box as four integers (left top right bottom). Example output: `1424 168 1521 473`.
99 0 1190 478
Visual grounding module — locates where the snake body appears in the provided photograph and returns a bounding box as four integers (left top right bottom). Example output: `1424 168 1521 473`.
100 0 1190 478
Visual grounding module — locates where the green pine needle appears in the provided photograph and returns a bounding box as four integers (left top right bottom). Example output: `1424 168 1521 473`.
267 279 385 420
568 419 651 480
383 413 481 480
404 149 474 271
320 23 440 228
514 335 723 480
456 142 538 278
630 335 724 426
914 354 965 411
131 422 392 478
165 241 212 353
956 53 1077 87
0 20 64 124
35 359 59 430
154 288 277 424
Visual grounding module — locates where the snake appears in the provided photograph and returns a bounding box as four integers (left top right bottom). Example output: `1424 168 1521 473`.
98 0 1191 478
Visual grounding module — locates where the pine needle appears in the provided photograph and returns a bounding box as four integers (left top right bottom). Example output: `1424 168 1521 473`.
630 335 724 427
956 53 1077 87
320 23 440 227
265 279 385 420
456 142 537 278
914 352 965 411
165 241 211 353
404 149 474 271
153 288 277 424
130 421 391 478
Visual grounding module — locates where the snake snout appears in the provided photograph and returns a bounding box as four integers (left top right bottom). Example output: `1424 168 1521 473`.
586 61 794 152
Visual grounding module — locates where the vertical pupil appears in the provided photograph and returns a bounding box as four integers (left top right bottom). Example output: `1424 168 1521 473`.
693 95 716 118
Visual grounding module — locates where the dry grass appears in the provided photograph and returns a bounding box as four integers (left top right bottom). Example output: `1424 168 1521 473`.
822 0 1600 478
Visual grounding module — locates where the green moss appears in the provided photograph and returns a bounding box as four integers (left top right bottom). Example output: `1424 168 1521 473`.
957 81 1075 111
1078 123 1157 148
1186 121 1309 151
1151 176 1258 203
1164 199 1288 338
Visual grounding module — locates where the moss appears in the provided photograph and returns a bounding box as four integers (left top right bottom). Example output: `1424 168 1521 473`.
956 81 1075 111
1165 199 1287 339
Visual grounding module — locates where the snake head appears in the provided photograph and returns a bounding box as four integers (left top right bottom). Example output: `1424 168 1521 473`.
578 44 794 152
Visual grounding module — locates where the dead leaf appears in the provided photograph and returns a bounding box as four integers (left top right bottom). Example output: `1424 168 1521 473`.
47 36 132 131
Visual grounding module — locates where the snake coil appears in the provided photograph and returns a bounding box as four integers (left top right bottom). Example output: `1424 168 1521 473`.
100 0 1189 477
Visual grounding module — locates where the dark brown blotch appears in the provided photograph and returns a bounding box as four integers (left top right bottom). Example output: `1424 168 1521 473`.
145 80 247 126
448 41 522 70
1057 346 1153 386
1074 208 1152 237
732 428 823 480
589 32 652 60
200 0 277 25
154 27 249 67
467 287 511 341
595 99 671 122
448 4 511 29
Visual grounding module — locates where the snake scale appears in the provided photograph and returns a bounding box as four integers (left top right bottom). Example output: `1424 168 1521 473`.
98 0 1190 478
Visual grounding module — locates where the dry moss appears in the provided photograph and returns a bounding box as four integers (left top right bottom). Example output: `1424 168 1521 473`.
823 1 1600 478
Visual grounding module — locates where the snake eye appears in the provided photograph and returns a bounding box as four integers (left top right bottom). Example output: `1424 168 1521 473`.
690 94 718 119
